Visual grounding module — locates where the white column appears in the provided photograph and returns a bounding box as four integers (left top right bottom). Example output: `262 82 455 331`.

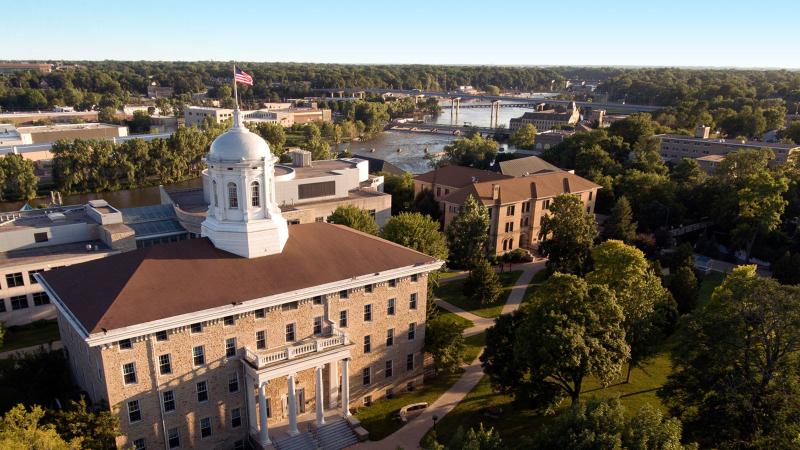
341 358 351 417
315 366 326 426
287 373 299 436
257 381 270 446
246 375 257 433
328 360 339 409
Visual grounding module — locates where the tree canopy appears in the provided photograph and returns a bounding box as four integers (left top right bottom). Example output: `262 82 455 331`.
327 205 379 235
538 194 598 274
446 195 490 269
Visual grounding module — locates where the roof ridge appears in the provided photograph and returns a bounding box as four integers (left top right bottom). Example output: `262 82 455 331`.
324 222 438 261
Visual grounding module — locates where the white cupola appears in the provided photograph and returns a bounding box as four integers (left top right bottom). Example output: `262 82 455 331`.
200 109 289 258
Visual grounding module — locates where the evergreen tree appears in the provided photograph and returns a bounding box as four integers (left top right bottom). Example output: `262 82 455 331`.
446 195 490 269
602 196 637 243
464 259 502 305
669 265 699 313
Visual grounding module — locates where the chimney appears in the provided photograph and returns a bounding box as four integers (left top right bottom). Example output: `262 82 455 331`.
492 184 500 201
530 182 538 200
562 177 571 193
288 148 312 167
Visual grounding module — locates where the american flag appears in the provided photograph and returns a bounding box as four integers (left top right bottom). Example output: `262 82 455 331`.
234 66 253 86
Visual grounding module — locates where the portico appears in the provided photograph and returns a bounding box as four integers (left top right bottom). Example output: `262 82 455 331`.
242 330 354 447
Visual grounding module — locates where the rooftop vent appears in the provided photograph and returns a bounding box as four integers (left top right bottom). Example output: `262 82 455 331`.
47 212 67 222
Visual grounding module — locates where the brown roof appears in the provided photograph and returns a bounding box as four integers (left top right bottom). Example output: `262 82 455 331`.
498 155 561 177
413 165 511 188
442 171 601 206
43 223 437 334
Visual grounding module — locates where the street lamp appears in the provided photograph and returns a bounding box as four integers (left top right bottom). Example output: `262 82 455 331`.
432 415 438 432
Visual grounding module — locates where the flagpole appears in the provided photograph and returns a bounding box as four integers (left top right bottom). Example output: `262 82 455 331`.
233 63 239 110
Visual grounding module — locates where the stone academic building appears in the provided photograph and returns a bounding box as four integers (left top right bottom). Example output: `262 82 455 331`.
41 109 442 450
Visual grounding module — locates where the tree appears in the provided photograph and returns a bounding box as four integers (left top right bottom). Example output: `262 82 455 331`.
485 85 501 96
531 399 695 450
97 106 117 123
443 135 498 170
425 316 466 375
327 205 378 235
587 240 676 382
669 265 698 313
463 258 501 305
509 123 537 149
482 273 628 406
381 172 414 215
0 404 81 449
659 266 800 448
52 397 120 450
538 194 597 275
772 251 800 285
412 188 442 221
127 110 151 133
380 212 448 262
249 122 286 155
602 196 637 243
0 154 38 201
782 120 800 144
462 424 503 450
446 195 490 269
608 112 656 145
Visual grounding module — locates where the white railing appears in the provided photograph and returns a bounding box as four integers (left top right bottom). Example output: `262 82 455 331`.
245 333 347 369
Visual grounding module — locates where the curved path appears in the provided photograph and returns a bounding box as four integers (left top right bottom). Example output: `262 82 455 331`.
355 261 544 450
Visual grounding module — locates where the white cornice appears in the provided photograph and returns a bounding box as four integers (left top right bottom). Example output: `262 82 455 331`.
81 260 443 347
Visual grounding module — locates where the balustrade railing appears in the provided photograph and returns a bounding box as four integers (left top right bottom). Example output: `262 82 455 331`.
245 332 348 369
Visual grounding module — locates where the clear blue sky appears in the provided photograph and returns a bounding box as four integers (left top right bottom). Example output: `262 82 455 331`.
6 0 799 68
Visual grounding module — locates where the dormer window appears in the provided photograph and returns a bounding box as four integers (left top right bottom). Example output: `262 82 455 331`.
227 182 239 208
251 181 260 207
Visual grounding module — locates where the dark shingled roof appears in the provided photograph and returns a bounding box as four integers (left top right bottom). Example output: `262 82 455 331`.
43 223 437 334
442 171 601 206
413 165 511 188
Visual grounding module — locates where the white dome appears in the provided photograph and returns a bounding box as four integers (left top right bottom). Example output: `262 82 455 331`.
208 117 270 162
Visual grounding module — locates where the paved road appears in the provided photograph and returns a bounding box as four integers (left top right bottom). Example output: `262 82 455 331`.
354 261 544 449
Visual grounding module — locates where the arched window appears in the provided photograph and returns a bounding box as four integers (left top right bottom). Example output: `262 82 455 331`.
227 182 238 208
212 180 218 206
250 181 260 207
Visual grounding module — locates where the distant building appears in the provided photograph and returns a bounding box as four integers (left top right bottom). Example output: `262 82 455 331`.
0 110 99 126
0 200 135 326
146 84 174 98
695 154 725 174
509 102 580 131
184 106 235 128
185 106 332 128
439 171 600 255
532 130 573 151
657 125 800 165
0 124 32 146
498 155 561 177
0 63 52 74
9 123 129 145
412 165 512 203
161 149 391 234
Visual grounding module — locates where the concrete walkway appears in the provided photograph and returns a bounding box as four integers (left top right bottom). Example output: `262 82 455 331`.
354 261 545 450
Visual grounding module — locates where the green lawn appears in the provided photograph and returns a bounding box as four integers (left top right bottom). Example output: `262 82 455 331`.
355 371 464 440
696 270 726 308
438 270 466 281
463 332 485 364
428 353 673 445
434 271 522 318
522 269 550 304
1 320 60 352
434 305 474 329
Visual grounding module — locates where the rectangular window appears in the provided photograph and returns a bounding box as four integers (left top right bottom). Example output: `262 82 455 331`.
298 181 336 199
162 390 175 412
281 301 298 311
408 323 416 341
123 362 137 384
505 222 514 232
285 323 296 342
28 269 44 284
543 199 550 210
5 273 24 287
225 337 237 358
363 304 372 322
196 381 209 402
127 400 141 423
387 298 396 316
386 329 394 347
167 427 180 449
385 360 393 378
200 417 212 438
362 367 371 386
10 295 28 310
132 438 146 450
231 408 242 428
365 284 373 293
223 315 235 326
255 308 266 318
506 205 515 216
159 354 172 375
339 310 348 328
313 316 323 335
407 353 414 371
409 293 417 310
256 330 266 349
0 299 6 313
315 216 325 223
229 374 239 393
313 295 323 305
363 395 372 406
190 322 203 334
588 191 593 201
193 346 205 366
363 335 371 353
388 279 397 288
411 274 418 283
339 290 349 299
156 330 168 341
119 339 132 350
